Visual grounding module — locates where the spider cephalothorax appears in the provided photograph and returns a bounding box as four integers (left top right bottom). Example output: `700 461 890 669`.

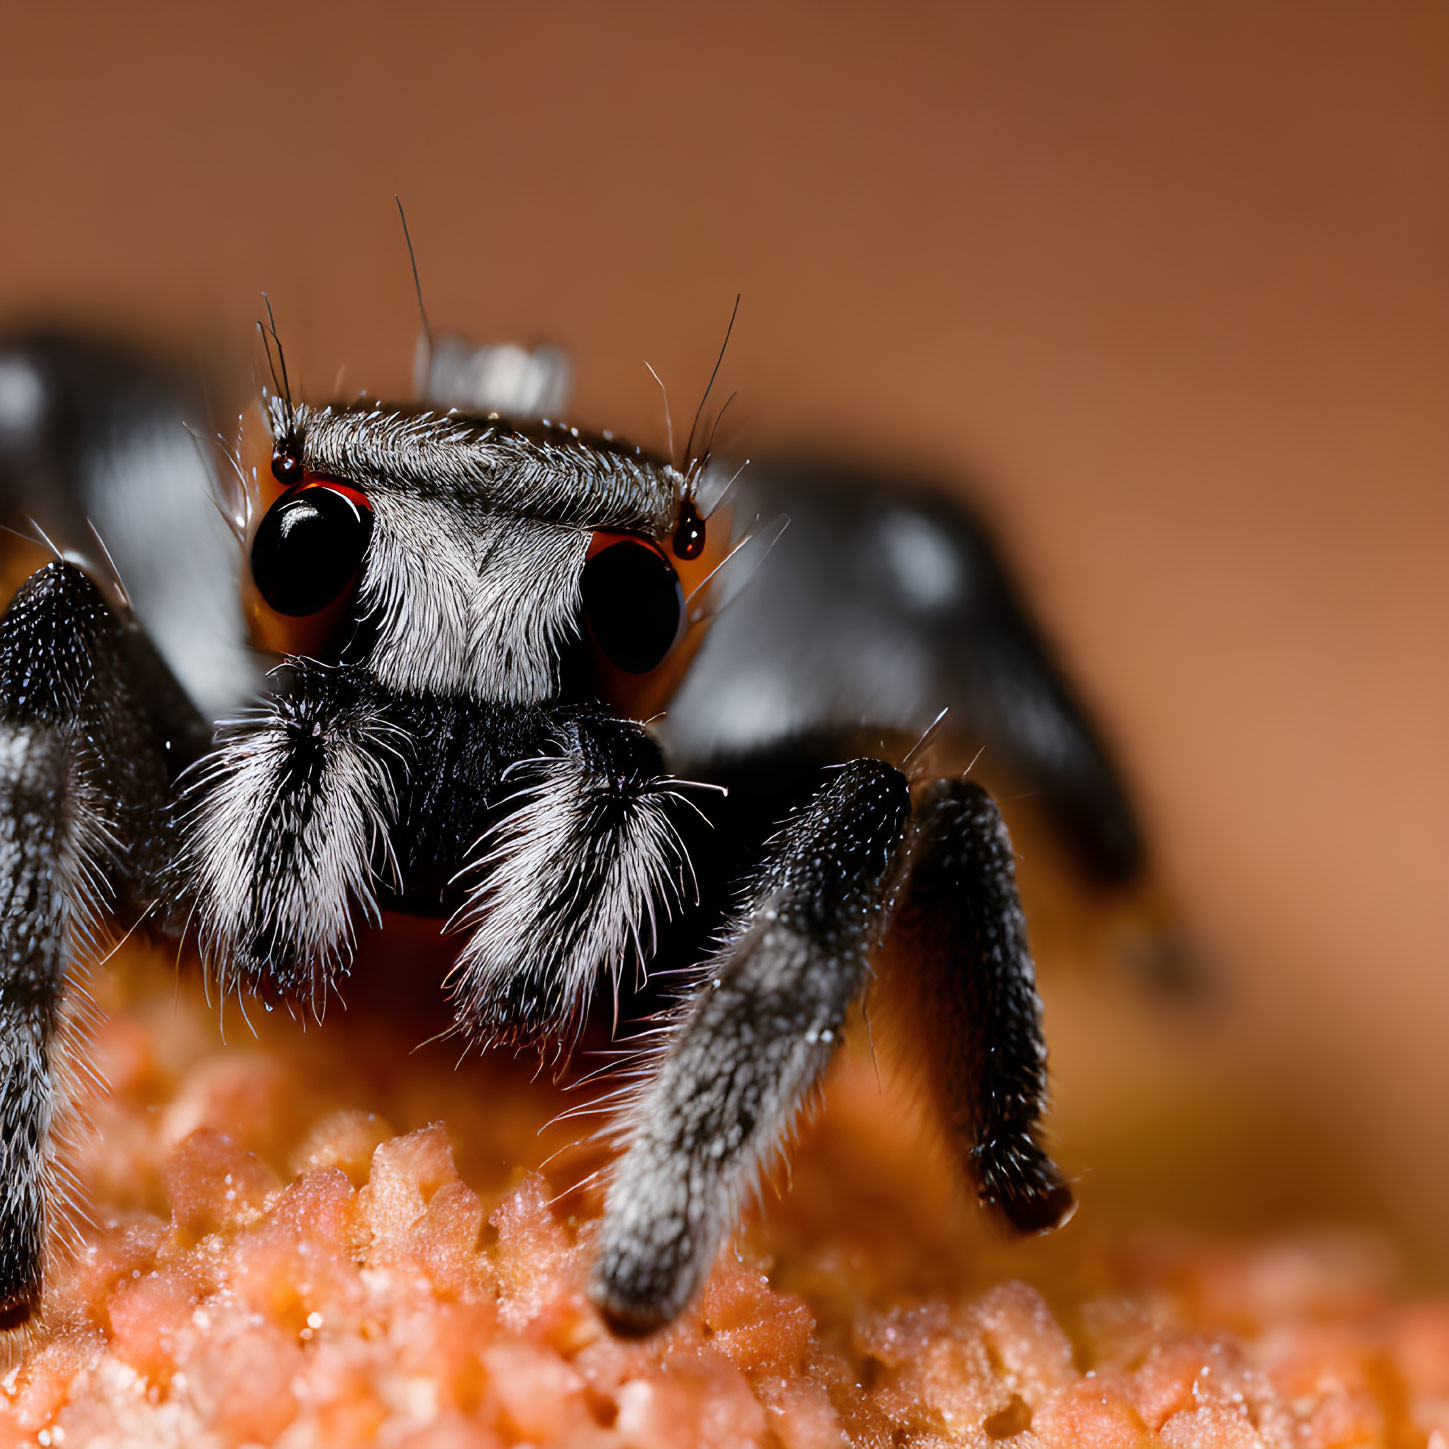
0 318 1147 1335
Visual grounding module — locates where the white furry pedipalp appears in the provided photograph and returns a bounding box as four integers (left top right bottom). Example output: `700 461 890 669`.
448 747 694 1052
177 690 402 1012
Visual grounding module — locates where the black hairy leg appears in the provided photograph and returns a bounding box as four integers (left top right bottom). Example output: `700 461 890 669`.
447 709 698 1056
591 758 912 1334
0 561 198 1328
589 757 1073 1333
891 778 1075 1234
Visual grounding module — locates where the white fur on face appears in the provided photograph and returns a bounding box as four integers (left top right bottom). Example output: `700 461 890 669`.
357 496 589 705
265 398 691 707
291 402 683 537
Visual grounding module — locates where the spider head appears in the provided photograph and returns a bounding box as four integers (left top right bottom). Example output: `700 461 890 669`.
239 394 730 716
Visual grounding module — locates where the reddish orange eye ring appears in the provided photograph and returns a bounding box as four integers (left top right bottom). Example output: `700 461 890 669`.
251 481 373 617
582 537 684 674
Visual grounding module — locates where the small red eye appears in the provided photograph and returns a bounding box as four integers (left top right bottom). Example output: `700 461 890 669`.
672 499 706 560
271 446 303 486
582 535 684 674
251 480 374 617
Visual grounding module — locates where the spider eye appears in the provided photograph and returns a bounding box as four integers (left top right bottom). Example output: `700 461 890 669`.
251 482 373 617
271 445 302 486
582 537 685 674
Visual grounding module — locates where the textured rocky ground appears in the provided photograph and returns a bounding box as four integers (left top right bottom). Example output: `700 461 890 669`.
2 949 1446 1449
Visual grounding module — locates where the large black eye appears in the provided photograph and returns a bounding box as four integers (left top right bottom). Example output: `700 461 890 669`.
582 538 684 674
251 483 373 617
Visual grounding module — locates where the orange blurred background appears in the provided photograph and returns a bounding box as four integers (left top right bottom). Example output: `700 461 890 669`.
2 4 1445 1269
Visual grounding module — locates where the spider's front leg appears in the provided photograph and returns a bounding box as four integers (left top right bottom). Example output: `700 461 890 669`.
0 561 202 1328
176 660 402 1012
591 760 1072 1334
591 758 910 1331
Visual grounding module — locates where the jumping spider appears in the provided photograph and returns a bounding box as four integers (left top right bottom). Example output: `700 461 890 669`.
0 315 1144 1336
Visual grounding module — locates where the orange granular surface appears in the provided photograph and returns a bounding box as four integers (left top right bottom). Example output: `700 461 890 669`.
3 950 1447 1449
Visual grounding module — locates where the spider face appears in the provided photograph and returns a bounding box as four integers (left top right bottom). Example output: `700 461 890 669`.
241 398 719 722
0 323 1146 1336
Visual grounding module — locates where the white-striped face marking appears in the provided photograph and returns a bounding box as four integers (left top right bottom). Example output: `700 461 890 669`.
260 399 691 705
